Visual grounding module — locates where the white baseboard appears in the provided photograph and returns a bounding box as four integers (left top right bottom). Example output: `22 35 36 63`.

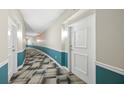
63 66 70 72
96 61 124 75
17 64 23 70
17 48 26 53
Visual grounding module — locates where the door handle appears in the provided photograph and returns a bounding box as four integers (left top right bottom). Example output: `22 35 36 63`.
12 49 15 52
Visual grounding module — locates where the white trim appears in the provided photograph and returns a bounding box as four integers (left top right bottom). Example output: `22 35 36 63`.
90 13 96 84
17 59 25 70
27 45 68 53
0 58 8 68
63 9 95 24
67 26 71 72
33 45 63 52
63 66 70 72
32 48 62 68
96 61 124 76
17 48 26 53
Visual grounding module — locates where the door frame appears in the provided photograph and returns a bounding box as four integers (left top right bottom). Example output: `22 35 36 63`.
12 26 18 74
63 9 96 84
8 17 18 80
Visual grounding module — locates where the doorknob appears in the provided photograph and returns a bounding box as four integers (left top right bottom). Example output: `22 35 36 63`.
12 49 15 52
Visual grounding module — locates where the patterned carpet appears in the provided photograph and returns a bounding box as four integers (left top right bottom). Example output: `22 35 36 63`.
10 48 86 84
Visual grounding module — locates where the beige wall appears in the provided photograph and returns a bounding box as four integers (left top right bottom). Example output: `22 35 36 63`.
8 10 26 51
0 9 26 63
38 10 78 51
27 9 124 70
96 9 124 69
62 9 124 70
0 10 8 62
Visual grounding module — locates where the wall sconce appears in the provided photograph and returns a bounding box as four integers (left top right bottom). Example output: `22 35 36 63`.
17 31 22 40
36 39 44 43
62 30 68 41
8 30 11 36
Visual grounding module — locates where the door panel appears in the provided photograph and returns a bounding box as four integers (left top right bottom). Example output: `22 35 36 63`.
73 53 88 74
74 28 88 48
8 24 17 80
70 14 95 83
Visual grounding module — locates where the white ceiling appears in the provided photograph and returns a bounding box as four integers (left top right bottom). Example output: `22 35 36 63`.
20 9 64 36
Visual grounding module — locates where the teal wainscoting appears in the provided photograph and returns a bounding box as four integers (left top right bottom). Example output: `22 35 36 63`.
96 65 124 84
26 45 68 67
17 49 26 67
61 52 68 67
0 64 8 84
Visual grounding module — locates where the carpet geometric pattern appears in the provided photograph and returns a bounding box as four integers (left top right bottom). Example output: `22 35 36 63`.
10 48 86 84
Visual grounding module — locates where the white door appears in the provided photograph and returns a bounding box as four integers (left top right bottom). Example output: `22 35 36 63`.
70 14 95 83
8 25 17 80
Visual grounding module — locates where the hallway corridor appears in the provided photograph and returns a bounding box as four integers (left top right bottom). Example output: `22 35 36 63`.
0 9 124 84
0 0 124 91
10 48 85 84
